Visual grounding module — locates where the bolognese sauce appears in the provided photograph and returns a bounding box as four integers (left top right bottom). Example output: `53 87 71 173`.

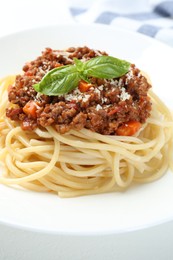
6 46 152 135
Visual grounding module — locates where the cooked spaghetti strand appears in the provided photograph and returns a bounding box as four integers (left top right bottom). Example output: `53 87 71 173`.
0 75 172 198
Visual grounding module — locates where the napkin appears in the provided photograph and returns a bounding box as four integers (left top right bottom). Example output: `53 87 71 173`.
68 0 173 47
1 0 173 48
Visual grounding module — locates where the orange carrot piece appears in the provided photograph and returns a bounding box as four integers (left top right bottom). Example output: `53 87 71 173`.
23 101 38 119
54 63 62 68
116 121 141 136
78 80 92 92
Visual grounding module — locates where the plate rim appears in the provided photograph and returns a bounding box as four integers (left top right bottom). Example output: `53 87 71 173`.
0 23 173 235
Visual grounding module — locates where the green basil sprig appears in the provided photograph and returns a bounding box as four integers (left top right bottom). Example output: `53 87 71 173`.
33 55 130 96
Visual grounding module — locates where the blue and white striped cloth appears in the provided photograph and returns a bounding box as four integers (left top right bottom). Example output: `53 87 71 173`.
0 0 173 48
68 0 173 47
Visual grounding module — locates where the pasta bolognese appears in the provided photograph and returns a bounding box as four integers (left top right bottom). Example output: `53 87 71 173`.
0 46 172 197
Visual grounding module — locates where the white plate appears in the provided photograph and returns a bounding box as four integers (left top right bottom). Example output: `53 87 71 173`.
0 24 173 235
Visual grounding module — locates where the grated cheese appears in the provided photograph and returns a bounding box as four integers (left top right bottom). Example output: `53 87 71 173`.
101 97 108 103
93 88 101 96
118 78 123 87
118 87 131 101
96 104 102 111
82 95 90 102
109 79 119 86
125 68 134 84
98 85 104 91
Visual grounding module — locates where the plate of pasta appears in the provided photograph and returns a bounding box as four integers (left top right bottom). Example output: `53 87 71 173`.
0 24 173 235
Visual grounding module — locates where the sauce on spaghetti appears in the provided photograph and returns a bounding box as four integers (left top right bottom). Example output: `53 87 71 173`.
6 46 152 135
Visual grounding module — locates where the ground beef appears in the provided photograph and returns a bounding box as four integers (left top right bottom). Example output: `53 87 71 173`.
6 46 152 135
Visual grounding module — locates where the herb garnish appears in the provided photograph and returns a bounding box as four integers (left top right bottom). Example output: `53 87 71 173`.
33 55 130 96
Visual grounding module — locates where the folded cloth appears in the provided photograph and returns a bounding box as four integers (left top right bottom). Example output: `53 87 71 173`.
1 0 173 48
68 0 173 47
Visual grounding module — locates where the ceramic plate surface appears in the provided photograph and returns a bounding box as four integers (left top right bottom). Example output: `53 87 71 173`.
0 24 173 235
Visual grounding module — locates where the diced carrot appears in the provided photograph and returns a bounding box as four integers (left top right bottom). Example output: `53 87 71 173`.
116 121 141 136
78 80 92 93
54 63 62 68
23 101 38 119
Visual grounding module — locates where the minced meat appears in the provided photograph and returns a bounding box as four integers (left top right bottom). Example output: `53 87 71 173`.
6 46 152 135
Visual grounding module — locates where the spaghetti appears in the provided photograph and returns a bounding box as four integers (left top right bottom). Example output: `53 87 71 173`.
0 75 172 197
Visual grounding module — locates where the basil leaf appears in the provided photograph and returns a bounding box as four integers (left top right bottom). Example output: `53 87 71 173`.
73 58 84 72
79 72 90 83
34 65 80 96
33 55 131 96
84 56 130 78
